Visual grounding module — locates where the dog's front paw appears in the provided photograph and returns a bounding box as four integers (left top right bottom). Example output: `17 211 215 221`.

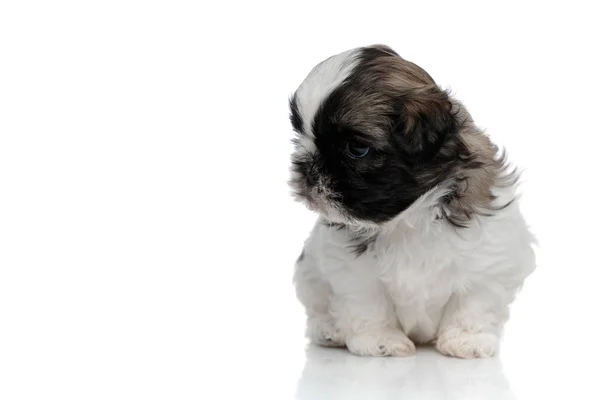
347 330 416 357
436 329 499 359
307 316 345 347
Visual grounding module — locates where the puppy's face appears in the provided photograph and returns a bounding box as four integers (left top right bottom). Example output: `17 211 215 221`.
289 45 462 225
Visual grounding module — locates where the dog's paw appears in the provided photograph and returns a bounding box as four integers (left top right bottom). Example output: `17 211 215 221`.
307 316 345 347
347 330 416 357
436 329 499 359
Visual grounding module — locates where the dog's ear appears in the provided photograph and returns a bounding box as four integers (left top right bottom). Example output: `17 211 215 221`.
391 86 457 163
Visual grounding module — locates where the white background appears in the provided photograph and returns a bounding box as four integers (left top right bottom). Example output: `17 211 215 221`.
1 1 599 399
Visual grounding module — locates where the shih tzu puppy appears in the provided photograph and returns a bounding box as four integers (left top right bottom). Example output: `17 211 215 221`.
289 45 536 359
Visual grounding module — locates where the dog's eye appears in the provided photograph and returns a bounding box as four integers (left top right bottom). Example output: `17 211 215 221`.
347 142 370 158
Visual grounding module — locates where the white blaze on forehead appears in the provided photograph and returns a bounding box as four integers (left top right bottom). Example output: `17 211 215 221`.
295 48 361 137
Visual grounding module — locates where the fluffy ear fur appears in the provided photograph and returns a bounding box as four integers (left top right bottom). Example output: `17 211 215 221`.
392 86 457 163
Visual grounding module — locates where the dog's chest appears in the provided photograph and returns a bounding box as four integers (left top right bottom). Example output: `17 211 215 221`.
374 230 463 341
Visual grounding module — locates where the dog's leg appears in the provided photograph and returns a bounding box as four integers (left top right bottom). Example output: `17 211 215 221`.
294 250 345 347
435 286 514 359
328 275 415 357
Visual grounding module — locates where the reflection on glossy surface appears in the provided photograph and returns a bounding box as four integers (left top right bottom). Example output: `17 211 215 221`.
296 345 516 400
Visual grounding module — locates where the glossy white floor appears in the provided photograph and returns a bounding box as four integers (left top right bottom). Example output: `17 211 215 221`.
2 2 600 399
297 346 521 399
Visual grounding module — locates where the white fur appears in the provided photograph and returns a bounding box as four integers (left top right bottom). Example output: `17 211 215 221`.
294 183 536 358
295 49 360 140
